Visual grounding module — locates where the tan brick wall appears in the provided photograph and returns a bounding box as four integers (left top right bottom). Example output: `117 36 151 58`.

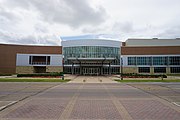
16 66 34 74
166 67 171 74
46 66 63 73
122 67 138 73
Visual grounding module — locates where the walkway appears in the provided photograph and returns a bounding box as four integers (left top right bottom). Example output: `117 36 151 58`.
69 76 117 83
0 80 179 120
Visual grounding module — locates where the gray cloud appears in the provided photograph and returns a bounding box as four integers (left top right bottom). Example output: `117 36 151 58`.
112 21 134 33
34 23 49 33
156 25 180 38
0 0 180 45
0 30 36 44
0 30 60 45
63 0 107 27
3 0 107 28
0 7 20 23
0 0 108 45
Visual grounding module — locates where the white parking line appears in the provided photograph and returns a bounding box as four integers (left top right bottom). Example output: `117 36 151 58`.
172 102 180 107
0 101 17 111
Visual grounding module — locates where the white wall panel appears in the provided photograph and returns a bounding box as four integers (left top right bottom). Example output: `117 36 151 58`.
50 55 63 66
16 54 63 66
16 54 29 66
62 39 121 48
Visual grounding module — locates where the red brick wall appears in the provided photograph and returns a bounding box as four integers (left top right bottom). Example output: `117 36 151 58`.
0 44 62 74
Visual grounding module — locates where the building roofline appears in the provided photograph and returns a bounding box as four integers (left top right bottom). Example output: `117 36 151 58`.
62 38 120 42
0 43 61 47
126 38 180 41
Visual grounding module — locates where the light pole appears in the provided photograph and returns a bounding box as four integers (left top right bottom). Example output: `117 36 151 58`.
120 57 123 80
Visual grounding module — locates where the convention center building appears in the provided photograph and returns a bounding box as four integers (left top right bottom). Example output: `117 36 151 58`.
0 38 180 75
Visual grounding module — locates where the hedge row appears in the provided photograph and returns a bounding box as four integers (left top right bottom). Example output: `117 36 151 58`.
0 74 12 76
17 72 64 77
120 73 167 78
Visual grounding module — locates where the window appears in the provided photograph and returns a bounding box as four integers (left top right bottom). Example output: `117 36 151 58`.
137 57 151 65
153 57 167 65
29 56 50 65
128 57 136 65
170 67 180 73
154 67 166 73
169 56 180 65
138 67 150 73
63 46 120 65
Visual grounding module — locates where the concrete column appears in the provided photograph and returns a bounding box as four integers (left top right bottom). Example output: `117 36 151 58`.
46 56 48 65
150 67 154 75
80 62 82 75
80 67 82 75
167 56 169 66
101 67 103 75
151 56 153 66
72 63 74 74
31 56 33 65
109 63 111 75
166 56 170 74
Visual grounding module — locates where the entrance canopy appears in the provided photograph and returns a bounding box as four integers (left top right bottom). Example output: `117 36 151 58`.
67 57 116 64
66 57 118 75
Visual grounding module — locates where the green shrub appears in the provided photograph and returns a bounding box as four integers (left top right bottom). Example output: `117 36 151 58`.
0 74 12 76
119 73 167 78
17 72 64 77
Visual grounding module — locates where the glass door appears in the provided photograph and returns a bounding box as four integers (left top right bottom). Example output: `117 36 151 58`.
83 67 100 75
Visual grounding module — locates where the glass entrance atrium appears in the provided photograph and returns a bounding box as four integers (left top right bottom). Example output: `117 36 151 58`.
63 46 120 75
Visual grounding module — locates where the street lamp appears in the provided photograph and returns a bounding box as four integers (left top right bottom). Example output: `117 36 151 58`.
120 57 123 80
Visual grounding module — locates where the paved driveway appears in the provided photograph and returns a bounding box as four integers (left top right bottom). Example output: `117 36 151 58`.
0 77 180 120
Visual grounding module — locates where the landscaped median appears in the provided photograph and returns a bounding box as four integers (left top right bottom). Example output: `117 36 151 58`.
114 79 180 82
0 78 71 82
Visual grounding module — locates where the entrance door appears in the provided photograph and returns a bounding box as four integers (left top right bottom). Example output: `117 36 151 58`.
82 67 100 75
83 68 88 75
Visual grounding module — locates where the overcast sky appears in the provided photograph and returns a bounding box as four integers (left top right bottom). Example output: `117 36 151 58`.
0 0 180 45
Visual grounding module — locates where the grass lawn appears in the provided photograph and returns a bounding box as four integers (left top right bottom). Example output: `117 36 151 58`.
0 78 71 82
114 79 180 82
